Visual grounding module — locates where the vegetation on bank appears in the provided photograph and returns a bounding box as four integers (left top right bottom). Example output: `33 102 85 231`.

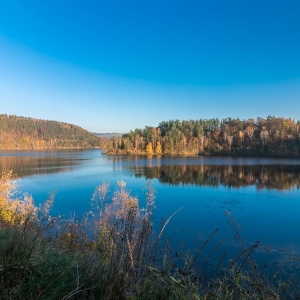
0 168 299 299
105 116 300 157
0 114 105 149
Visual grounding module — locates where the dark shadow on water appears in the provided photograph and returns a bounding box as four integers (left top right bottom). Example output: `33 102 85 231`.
126 164 300 190
0 150 89 178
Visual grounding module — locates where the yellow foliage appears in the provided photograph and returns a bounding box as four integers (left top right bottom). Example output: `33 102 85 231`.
0 168 15 199
0 167 36 225
146 142 153 154
155 141 162 154
0 168 16 224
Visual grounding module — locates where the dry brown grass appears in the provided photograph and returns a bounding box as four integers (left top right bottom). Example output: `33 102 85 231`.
0 168 299 299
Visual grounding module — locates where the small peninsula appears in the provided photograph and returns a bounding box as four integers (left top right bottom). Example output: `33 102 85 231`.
105 116 300 158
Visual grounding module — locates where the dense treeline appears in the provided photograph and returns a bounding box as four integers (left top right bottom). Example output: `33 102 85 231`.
106 116 300 157
0 114 105 149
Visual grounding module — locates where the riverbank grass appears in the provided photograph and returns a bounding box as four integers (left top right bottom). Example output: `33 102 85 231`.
0 168 297 299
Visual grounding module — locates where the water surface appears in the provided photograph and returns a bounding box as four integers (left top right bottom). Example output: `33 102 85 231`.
1 149 300 275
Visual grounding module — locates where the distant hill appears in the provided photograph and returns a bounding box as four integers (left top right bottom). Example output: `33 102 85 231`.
0 114 106 150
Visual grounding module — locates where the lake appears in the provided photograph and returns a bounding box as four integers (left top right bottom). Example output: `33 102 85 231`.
1 149 300 278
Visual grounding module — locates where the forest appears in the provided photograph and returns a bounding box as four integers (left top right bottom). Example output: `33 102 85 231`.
0 114 105 149
106 116 300 157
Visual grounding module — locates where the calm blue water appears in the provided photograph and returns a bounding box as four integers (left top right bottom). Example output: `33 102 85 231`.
1 149 300 275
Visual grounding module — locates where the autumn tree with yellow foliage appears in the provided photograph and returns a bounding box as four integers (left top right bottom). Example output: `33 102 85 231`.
155 141 162 154
146 142 153 154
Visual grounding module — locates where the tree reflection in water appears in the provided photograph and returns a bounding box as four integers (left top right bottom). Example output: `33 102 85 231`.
0 154 85 178
130 164 300 190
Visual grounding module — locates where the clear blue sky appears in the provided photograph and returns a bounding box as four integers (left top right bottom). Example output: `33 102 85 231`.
1 0 300 132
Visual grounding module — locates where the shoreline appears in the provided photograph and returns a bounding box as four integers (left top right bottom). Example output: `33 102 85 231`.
103 149 300 159
0 147 102 151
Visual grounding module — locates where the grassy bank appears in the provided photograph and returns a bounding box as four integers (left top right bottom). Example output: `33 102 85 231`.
0 168 298 299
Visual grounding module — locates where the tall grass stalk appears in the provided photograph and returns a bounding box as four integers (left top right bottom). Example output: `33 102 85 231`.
0 169 299 299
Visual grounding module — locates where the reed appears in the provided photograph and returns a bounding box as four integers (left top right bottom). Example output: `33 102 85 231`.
0 168 298 299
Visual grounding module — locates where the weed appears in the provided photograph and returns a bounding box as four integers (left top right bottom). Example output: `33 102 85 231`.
0 169 299 299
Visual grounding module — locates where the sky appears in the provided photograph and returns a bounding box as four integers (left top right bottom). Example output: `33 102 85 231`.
0 0 300 133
